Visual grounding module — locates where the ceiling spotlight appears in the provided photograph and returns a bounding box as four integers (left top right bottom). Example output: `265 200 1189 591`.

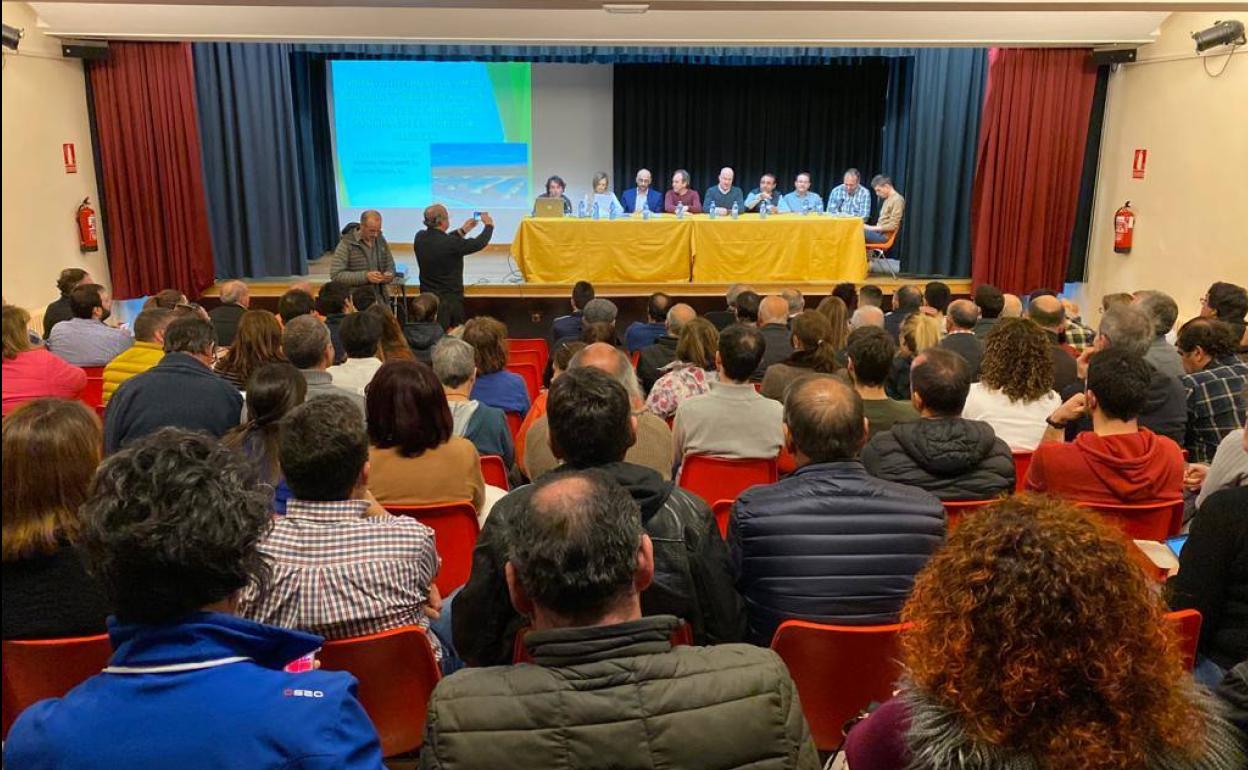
1192 19 1245 53
2 23 23 51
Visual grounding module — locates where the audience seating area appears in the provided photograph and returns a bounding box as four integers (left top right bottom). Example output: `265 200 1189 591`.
383 502 480 593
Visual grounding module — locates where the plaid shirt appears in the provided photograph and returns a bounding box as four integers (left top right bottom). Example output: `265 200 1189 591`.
825 183 872 219
1063 319 1096 353
237 499 440 654
1181 356 1248 463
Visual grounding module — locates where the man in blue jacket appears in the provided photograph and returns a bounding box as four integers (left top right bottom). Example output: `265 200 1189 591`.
621 168 664 215
3 429 384 770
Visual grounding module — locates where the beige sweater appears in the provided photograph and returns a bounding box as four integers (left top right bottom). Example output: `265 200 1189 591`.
524 411 675 481
877 192 905 232
369 437 485 512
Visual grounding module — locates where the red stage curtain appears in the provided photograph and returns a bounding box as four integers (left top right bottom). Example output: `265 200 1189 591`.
970 48 1097 294
87 42 214 300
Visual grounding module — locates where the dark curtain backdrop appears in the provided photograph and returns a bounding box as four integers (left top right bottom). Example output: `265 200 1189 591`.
612 62 889 207
971 48 1097 294
193 43 309 279
289 53 343 265
86 42 215 300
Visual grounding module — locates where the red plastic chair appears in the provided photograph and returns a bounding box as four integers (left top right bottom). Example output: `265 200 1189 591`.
505 361 541 402
711 499 735 539
78 366 106 410
770 621 908 752
384 502 479 593
942 499 998 532
1165 609 1202 671
507 348 542 372
508 338 549 374
505 411 524 442
513 621 693 664
318 626 441 757
1012 451 1032 492
480 454 509 491
677 455 778 505
1076 499 1184 542
2 633 112 738
630 350 641 367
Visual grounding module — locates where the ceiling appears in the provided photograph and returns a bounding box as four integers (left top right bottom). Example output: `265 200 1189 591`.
25 1 1213 46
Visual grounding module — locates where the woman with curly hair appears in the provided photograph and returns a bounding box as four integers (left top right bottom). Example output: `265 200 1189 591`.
213 309 285 389
961 317 1059 450
844 496 1246 770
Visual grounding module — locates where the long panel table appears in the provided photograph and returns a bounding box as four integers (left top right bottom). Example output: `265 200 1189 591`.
512 213 868 284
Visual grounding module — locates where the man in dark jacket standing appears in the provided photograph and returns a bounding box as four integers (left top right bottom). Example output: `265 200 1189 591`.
730 376 944 645
330 210 396 308
414 204 493 330
453 366 744 666
861 349 1014 499
426 471 817 770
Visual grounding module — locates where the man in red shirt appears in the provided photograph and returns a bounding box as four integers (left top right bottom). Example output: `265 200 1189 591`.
1027 347 1184 504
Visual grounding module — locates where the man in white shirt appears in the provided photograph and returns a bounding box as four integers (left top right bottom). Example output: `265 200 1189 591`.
325 311 384 396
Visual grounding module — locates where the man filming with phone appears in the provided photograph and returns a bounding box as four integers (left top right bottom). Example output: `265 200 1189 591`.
330 209 396 307
415 204 494 330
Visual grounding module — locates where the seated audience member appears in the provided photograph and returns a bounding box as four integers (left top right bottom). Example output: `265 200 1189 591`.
673 324 783 464
885 312 941 401
1134 289 1186 379
425 471 816 770
705 283 753 331
972 284 1005 339
433 337 515 469
938 298 984 379
580 297 620 340
1202 280 1248 354
102 307 176 403
734 290 762 327
4 428 385 769
526 343 674 481
646 318 719 419
366 303 415 361
638 302 695 394
581 319 617 345
664 168 702 214
1027 294 1079 392
862 349 1013 500
703 166 745 215
833 281 859 314
104 317 242 454
365 360 485 513
846 326 919 437
2 399 110 639
752 295 795 379
316 280 353 365
213 309 285 390
551 280 594 342
41 267 91 338
46 283 133 367
782 288 805 319
1028 347 1183 504
859 284 885 310
281 314 365 412
143 289 187 311
1001 293 1024 318
731 377 944 645
2 305 86 415
962 318 1060 451
843 496 1244 770
863 174 904 244
884 284 921 342
464 316 530 416
402 293 444 361
1219 664 1248 740
222 362 304 515
208 280 249 347
1186 428 1247 510
851 304 886 330
625 292 671 354
761 311 844 402
453 366 744 666
276 287 314 326
326 311 383 396
237 396 444 655
1062 296 1096 353
621 168 662 214
1169 476 1248 688
814 295 850 347
519 341 583 471
1177 317 1248 463
779 171 824 213
1103 291 1134 313
923 280 952 325
349 284 379 313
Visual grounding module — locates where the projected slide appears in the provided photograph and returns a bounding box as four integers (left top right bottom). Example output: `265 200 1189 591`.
328 60 532 238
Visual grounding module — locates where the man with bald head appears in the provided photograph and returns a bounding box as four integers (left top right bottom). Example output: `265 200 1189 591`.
729 376 944 644
704 167 745 216
622 168 663 215
753 295 795 380
625 292 672 354
637 302 696 394
208 279 250 347
331 209 396 307
414 204 494 329
1027 294 1078 392
850 305 885 329
1002 293 1024 319
938 298 983 380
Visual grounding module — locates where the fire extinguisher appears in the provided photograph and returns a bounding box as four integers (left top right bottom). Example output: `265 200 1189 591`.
1113 201 1134 254
77 197 99 253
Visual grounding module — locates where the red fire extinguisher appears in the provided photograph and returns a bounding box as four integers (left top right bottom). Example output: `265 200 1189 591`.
1113 201 1135 254
77 198 99 253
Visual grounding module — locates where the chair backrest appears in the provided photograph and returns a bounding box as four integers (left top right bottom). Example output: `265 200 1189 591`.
630 350 640 367
2 633 112 738
504 361 541 402
941 499 998 532
677 454 778 505
79 366 106 409
383 502 479 593
1012 451 1032 492
479 454 510 491
770 620 908 752
711 499 734 539
318 626 441 757
513 621 693 664
507 348 543 371
1077 499 1184 541
505 411 524 442
508 338 549 373
1164 609 1202 671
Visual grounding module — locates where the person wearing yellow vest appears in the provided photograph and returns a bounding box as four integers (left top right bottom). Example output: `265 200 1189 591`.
102 307 177 403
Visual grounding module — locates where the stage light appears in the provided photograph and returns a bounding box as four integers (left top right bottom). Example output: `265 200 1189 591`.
1192 19 1245 52
2 23 23 51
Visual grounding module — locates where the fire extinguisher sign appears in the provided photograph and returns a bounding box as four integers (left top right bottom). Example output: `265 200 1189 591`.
1132 148 1147 180
63 143 78 174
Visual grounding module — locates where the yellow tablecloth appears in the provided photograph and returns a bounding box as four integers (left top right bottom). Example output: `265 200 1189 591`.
513 217 692 283
691 214 868 283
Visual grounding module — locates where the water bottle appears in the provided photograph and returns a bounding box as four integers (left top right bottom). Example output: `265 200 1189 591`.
608 201 617 220
592 201 601 220
676 202 685 220
708 201 717 220
730 202 739 220
802 198 811 216
759 199 769 220
641 200 651 221
577 200 586 219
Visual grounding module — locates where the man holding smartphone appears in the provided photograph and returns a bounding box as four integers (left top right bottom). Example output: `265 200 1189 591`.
414 203 494 329
330 209 396 307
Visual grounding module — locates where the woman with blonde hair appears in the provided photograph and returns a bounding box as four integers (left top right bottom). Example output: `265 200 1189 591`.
885 313 942 400
586 171 623 215
645 318 719 419
815 295 850 352
2 305 86 415
760 311 845 402
213 309 285 389
962 318 1060 450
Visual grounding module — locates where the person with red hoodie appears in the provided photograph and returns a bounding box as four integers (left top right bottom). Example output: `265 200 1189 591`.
1027 346 1184 504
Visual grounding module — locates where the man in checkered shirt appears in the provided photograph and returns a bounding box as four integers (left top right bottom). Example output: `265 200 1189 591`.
1177 317 1248 464
237 395 446 663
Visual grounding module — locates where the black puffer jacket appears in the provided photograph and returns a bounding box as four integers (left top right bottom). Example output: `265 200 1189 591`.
860 417 1015 501
453 461 745 666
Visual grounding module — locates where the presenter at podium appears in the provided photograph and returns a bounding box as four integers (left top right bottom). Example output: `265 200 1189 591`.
414 204 494 330
330 209 395 306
